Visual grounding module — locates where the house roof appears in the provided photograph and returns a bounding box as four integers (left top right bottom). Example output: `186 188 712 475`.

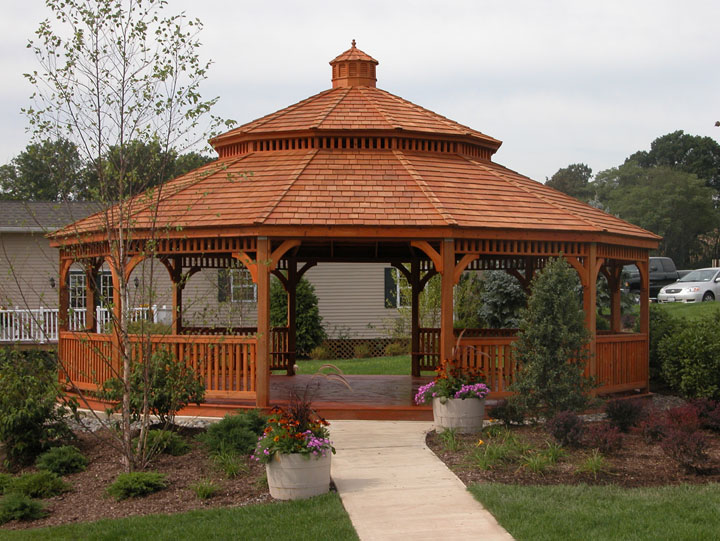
53 44 660 246
0 201 102 233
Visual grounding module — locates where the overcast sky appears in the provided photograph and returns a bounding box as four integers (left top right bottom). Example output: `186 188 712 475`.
1 0 718 182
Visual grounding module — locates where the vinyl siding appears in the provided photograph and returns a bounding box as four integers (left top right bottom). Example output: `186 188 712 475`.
0 232 59 309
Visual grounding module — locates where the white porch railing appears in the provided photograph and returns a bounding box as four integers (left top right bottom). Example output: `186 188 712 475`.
0 305 170 343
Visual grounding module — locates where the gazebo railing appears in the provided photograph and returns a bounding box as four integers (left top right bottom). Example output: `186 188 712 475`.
59 331 257 399
417 328 649 397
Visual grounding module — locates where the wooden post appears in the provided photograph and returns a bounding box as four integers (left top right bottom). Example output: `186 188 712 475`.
105 256 122 377
583 243 598 381
84 261 99 333
609 266 622 333
287 258 297 376
256 237 271 408
58 258 72 332
410 259 420 377
638 258 650 393
440 239 455 362
171 257 183 335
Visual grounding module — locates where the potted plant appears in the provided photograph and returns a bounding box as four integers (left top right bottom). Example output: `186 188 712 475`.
252 394 335 500
415 357 489 434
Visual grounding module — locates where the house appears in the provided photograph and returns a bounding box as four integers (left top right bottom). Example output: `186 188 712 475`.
0 201 404 344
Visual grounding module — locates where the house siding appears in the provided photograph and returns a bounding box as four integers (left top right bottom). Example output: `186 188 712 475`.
0 232 59 309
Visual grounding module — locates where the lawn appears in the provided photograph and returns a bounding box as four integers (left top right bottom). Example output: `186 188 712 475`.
653 300 720 321
294 354 434 376
470 483 720 541
2 493 358 541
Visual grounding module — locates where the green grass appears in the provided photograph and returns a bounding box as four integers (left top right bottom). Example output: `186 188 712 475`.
653 301 720 321
470 483 720 541
295 355 433 376
0 492 358 540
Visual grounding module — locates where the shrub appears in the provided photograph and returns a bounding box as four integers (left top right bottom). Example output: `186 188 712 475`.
189 479 219 500
309 345 330 361
270 277 326 356
0 348 75 469
0 474 13 495
384 342 407 357
510 258 594 417
490 400 525 427
477 271 527 329
546 411 584 447
639 304 681 384
100 347 205 426
659 311 720 399
583 423 623 454
637 410 668 444
140 430 190 457
353 343 371 359
8 471 70 498
0 493 46 524
35 446 88 475
664 404 702 433
604 398 646 432
660 428 709 471
106 472 168 500
126 320 171 335
690 398 720 432
199 410 266 456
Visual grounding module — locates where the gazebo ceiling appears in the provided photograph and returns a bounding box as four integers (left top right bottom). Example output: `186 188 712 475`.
54 42 660 246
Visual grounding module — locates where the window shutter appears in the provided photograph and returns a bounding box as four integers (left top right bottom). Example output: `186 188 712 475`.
218 269 230 302
384 267 397 308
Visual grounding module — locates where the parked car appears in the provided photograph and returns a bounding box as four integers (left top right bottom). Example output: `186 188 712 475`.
657 268 720 303
622 257 684 302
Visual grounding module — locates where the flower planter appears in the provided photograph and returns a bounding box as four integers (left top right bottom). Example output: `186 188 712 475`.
432 397 485 433
266 452 332 500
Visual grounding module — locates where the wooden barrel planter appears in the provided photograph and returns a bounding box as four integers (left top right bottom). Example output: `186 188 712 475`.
432 397 485 433
266 453 332 500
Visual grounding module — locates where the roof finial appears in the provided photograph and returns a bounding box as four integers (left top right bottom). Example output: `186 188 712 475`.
351 39 356 48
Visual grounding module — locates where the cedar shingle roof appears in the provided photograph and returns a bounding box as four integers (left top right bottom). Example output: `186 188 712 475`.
54 44 659 244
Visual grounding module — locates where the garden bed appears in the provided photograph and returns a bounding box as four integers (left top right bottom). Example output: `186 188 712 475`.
1 426 272 531
427 395 720 489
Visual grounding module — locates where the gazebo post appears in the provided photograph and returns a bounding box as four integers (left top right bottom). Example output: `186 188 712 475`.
410 259 420 377
58 257 72 332
83 260 99 333
287 258 298 376
256 237 271 408
170 257 184 335
583 243 599 381
637 258 650 393
608 264 623 333
439 239 455 361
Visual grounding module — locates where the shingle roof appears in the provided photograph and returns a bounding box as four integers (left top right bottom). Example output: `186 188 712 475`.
54 45 659 245
0 201 103 232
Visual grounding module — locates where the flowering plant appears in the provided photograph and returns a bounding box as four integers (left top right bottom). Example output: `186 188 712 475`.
415 358 489 405
252 401 335 464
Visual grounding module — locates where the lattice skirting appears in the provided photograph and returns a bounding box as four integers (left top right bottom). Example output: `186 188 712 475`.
322 338 409 359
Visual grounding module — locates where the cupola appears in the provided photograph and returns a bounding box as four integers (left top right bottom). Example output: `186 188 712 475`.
329 40 379 88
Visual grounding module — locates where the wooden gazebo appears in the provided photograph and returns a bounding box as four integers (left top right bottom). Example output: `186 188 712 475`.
51 42 659 416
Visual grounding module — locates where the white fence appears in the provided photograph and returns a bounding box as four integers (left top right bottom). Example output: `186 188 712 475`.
0 305 171 344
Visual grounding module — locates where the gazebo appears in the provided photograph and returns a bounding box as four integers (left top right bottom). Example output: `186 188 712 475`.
50 42 659 417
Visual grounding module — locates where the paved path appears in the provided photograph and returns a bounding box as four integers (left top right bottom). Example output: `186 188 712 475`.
328 420 514 541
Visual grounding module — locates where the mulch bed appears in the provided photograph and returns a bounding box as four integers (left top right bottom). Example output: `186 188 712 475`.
2 427 272 531
427 401 720 489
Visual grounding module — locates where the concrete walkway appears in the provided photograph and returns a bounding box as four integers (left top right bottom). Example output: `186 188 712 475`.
328 420 514 541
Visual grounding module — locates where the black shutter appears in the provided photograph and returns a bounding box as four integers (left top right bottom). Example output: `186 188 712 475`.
384 267 397 308
218 269 230 302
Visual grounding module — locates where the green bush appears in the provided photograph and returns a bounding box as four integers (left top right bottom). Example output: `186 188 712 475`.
199 410 266 456
126 320 172 335
638 304 682 383
510 258 594 418
0 348 75 469
477 271 527 329
106 472 168 500
490 400 525 426
353 343 371 359
35 446 88 475
100 347 205 425
8 471 70 498
659 311 720 399
0 493 46 524
309 345 330 360
384 341 407 357
270 277 326 356
0 474 13 495
138 430 190 457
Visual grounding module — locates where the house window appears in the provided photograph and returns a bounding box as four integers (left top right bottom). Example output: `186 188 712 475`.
98 272 113 306
69 271 86 309
230 269 257 303
384 267 411 309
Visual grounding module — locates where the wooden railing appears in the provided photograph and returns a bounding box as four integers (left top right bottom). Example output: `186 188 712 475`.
59 331 257 399
182 326 292 372
417 329 649 398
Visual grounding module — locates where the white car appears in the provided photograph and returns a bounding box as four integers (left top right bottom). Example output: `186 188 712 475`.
657 268 720 303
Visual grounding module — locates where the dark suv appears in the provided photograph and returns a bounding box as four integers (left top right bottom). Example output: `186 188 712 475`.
623 257 684 302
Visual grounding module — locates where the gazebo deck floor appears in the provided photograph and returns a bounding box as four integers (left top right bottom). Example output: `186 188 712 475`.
178 375 435 420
